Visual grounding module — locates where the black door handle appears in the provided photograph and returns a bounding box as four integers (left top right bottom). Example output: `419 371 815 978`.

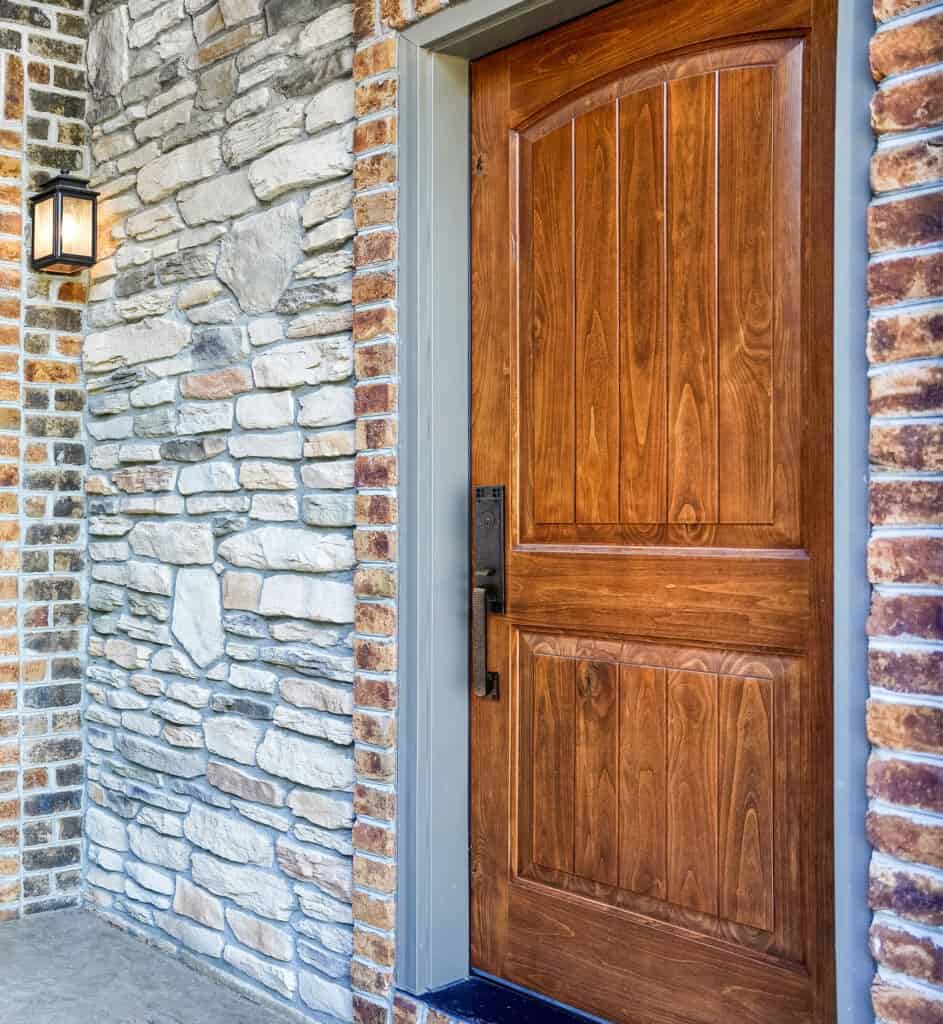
472 486 504 700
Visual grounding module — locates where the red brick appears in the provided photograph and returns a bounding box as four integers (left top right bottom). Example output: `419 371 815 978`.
870 855 943 922
356 417 397 451
354 39 397 81
869 592 943 641
875 0 936 20
871 647 943 696
869 250 943 307
868 755 943 813
355 746 396 782
380 0 413 29
355 566 396 598
354 115 397 153
872 134 943 193
868 306 943 364
870 920 943 984
351 959 394 998
353 995 389 1024
355 675 397 710
355 382 396 416
871 9 943 81
356 78 398 118
869 190 943 252
353 305 396 342
4 55 22 121
355 229 397 267
355 636 396 672
867 698 943 753
355 453 397 488
354 194 397 231
355 600 396 635
353 855 396 896
355 339 396 379
871 422 943 470
355 493 397 524
353 819 395 857
415 0 443 13
869 809 943 869
354 889 395 931
354 781 395 820
872 980 943 1024
25 360 79 384
355 153 397 190
355 527 397 562
354 0 378 40
872 68 943 134
869 535 943 584
353 270 397 304
354 710 396 748
393 994 421 1024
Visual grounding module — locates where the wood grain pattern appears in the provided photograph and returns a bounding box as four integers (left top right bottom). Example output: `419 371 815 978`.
667 669 719 914
667 73 718 524
620 86 667 524
532 655 575 873
619 665 667 896
471 1 836 1019
719 675 774 930
574 660 619 884
718 67 775 524
575 104 620 523
531 123 575 524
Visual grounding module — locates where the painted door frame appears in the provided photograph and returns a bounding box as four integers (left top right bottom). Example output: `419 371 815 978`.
395 1 873 1019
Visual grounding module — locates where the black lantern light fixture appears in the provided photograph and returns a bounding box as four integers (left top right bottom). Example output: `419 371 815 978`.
28 172 99 275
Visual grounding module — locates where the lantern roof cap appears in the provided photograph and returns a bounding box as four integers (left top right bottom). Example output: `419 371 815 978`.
29 172 99 202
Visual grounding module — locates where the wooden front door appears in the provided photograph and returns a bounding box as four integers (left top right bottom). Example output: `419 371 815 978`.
469 1 836 1023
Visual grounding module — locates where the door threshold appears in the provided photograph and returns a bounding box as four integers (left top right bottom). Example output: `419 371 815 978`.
423 974 612 1024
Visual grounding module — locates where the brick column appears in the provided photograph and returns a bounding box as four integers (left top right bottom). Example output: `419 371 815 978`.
865 2 943 1020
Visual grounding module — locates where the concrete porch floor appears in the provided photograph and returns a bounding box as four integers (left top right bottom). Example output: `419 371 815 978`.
1 909 290 1024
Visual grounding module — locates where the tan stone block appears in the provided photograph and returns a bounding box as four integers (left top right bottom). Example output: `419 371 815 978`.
223 571 261 612
181 367 253 399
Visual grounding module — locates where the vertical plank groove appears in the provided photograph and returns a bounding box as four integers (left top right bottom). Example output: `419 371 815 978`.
667 670 718 914
719 676 774 931
666 74 718 524
575 660 619 884
718 67 775 524
575 105 620 523
532 655 576 873
531 123 575 523
619 86 667 523
619 665 667 897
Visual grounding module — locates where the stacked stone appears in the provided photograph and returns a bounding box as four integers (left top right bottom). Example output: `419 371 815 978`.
82 0 361 1018
0 0 89 921
866 2 943 1022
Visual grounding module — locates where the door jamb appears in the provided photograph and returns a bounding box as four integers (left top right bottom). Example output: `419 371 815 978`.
396 1 872 1016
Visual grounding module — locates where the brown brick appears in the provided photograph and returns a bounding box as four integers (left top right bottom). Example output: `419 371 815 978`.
868 756 943 813
870 856 943 922
870 250 943 307
875 0 936 20
871 9 943 81
393 994 421 1024
873 980 943 1024
354 994 389 1024
356 601 396 636
354 193 397 232
869 535 943 584
871 363 943 416
354 115 397 153
27 62 49 85
356 341 396 381
355 636 396 672
181 367 252 399
380 0 412 28
355 229 397 267
868 698 943 753
0 212 20 237
869 190 943 252
356 417 397 451
355 453 397 488
355 675 397 710
354 0 377 40
0 157 20 182
415 0 443 13
354 710 396 748
354 781 395 820
869 809 943 870
869 593 943 641
872 68 943 134
871 422 943 470
868 306 943 364
24 360 78 384
872 134 943 193
353 819 395 857
871 647 943 696
4 55 22 121
355 528 397 562
56 335 82 358
355 566 397 598
427 1012 455 1024
356 382 396 415
354 39 397 81
353 270 396 304
57 281 86 303
355 152 397 191
351 959 394 998
354 855 396 897
355 746 396 782
354 306 396 342
355 494 397 525
354 889 396 931
356 78 397 118
870 921 943 984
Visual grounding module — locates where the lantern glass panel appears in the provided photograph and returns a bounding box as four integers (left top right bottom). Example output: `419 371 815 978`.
61 194 93 258
33 194 55 262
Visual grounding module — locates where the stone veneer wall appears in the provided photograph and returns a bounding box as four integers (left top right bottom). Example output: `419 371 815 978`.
0 0 89 921
81 0 366 1019
865 1 943 1022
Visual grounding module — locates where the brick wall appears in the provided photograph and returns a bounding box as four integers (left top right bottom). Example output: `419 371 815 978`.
0 0 88 922
866 2 943 1021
